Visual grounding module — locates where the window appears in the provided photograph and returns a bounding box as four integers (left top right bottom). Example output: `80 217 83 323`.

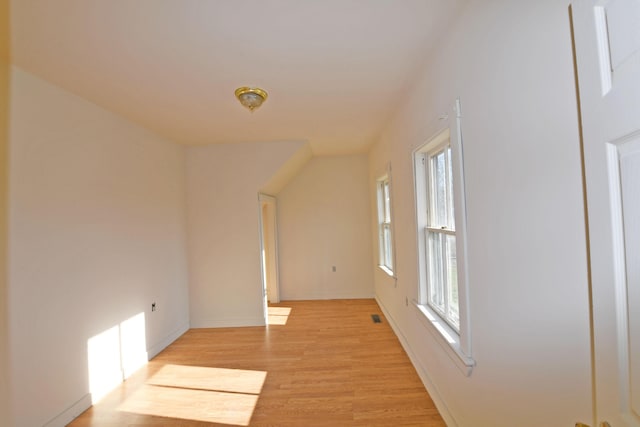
424 144 459 330
376 171 394 276
413 99 474 375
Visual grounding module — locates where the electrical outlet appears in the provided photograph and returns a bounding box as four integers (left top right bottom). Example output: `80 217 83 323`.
152 302 156 312
332 266 336 272
405 297 408 307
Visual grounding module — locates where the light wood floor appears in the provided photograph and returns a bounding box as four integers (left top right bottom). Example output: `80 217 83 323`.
69 299 446 426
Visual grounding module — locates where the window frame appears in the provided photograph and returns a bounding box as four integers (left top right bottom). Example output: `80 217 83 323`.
376 167 396 277
412 99 474 375
423 143 459 331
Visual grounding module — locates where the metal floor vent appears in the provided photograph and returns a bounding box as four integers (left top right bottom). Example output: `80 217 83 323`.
371 314 382 323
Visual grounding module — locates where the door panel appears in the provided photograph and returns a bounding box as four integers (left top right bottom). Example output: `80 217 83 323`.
572 0 640 425
619 139 640 419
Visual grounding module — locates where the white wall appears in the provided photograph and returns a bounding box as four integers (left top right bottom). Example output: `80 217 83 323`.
186 141 304 327
369 1 592 426
278 155 374 300
260 142 312 195
8 68 190 427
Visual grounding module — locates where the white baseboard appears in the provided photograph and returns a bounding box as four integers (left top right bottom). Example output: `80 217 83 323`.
122 352 150 379
46 321 190 427
190 317 265 328
278 292 375 301
148 321 190 359
374 295 457 427
43 394 92 427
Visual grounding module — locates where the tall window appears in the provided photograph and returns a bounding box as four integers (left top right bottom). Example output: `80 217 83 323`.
377 173 394 275
413 100 474 375
424 144 459 330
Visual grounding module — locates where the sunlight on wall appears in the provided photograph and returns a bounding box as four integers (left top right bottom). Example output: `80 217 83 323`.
87 325 122 404
119 364 267 426
267 306 291 326
120 313 148 378
87 313 147 404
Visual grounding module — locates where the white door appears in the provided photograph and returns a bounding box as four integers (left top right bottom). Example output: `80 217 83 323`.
572 1 640 426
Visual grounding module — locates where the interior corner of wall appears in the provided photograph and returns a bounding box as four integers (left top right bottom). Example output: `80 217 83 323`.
260 142 313 195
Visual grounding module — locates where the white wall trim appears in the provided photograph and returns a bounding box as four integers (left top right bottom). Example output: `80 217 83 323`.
122 351 150 379
45 320 190 427
413 302 475 376
375 295 458 427
148 320 190 359
190 317 266 328
42 393 92 427
280 292 375 301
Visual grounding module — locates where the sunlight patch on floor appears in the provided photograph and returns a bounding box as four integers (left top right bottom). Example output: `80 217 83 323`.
118 364 267 426
147 364 267 394
119 385 259 425
268 306 291 325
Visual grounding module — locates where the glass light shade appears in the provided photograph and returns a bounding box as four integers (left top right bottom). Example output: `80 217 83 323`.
235 87 268 111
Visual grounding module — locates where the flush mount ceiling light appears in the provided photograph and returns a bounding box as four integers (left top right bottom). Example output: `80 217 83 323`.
235 87 268 112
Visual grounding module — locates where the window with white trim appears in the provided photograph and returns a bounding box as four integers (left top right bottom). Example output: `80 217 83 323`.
376 173 394 275
423 143 459 330
413 100 474 375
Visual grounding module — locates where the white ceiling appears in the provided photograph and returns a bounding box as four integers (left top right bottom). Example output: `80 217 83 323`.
11 0 466 155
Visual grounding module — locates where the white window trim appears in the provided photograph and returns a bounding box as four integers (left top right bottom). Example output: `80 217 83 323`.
376 164 397 279
423 142 458 331
413 301 474 376
412 99 474 376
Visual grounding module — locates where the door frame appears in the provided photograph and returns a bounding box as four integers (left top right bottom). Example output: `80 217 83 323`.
258 193 280 322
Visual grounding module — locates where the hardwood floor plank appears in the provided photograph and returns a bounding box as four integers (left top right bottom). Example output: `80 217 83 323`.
69 299 446 426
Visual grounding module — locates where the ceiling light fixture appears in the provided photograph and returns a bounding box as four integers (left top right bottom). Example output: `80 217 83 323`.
235 87 268 112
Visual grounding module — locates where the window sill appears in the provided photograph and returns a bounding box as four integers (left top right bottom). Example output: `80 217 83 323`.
413 302 475 376
377 265 396 279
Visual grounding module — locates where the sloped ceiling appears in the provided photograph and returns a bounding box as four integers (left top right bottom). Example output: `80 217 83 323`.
11 0 466 155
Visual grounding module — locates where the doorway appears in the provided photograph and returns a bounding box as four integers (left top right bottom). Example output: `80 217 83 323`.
258 194 280 323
